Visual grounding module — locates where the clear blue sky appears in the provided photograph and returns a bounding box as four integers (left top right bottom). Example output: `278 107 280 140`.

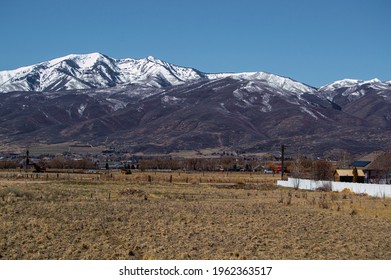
1 0 390 87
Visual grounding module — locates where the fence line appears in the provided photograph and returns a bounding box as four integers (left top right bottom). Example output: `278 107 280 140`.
277 177 391 197
0 172 101 181
0 171 277 185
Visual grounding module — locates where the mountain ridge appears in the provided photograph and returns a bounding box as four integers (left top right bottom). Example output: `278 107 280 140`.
2 52 386 94
0 53 207 92
0 53 390 156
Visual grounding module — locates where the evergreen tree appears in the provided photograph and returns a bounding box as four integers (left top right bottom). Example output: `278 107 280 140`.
353 167 358 183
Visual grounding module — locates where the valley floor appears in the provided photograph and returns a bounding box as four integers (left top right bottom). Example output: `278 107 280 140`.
1 172 391 260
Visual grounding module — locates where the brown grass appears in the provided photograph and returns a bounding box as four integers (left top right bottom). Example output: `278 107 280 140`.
0 171 391 260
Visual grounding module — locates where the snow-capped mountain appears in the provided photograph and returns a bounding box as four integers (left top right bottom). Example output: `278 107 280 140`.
207 72 316 95
1 74 390 156
0 52 390 156
0 53 207 92
319 78 389 92
1 52 389 96
318 78 388 97
0 52 316 94
316 78 391 107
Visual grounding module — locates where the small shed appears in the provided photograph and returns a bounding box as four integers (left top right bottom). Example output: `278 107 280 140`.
334 169 365 183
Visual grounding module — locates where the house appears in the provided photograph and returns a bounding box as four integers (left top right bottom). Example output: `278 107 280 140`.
334 169 365 183
352 152 391 184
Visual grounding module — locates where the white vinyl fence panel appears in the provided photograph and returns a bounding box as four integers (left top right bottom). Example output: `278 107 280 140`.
277 177 391 197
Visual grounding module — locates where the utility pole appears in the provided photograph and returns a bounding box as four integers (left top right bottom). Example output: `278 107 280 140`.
281 144 285 180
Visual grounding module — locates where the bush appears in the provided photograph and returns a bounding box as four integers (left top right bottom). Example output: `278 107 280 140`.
318 199 329 209
316 181 332 192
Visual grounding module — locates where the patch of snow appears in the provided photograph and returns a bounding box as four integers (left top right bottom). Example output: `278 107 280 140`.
260 93 272 112
78 104 87 116
105 98 127 111
161 95 183 104
137 104 144 112
316 111 331 121
219 102 230 113
66 109 72 118
300 107 318 120
210 83 234 92
39 110 49 119
233 89 244 100
249 96 258 103
345 89 365 97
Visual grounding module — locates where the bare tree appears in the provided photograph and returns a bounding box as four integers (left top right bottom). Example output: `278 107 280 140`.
324 148 352 168
314 160 334 181
291 149 303 178
369 153 391 184
0 160 18 169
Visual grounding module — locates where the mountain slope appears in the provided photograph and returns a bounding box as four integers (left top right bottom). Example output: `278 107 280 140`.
0 53 390 156
1 77 390 156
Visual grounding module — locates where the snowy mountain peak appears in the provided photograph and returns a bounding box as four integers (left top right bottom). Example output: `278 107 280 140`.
0 53 206 92
146 55 157 62
207 71 315 94
317 77 391 101
319 78 386 92
367 78 381 83
319 79 361 92
45 52 107 68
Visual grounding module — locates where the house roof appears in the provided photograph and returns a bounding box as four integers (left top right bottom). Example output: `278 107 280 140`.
358 151 384 162
334 169 365 177
364 152 391 171
352 161 371 167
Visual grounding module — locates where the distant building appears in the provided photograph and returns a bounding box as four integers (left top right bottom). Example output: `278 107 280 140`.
352 152 391 184
334 169 365 183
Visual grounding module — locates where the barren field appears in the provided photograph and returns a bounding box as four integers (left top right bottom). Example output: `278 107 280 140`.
1 171 391 260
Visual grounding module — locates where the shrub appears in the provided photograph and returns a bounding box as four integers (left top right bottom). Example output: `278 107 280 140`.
318 199 329 209
330 192 339 201
316 181 332 192
286 196 292 206
341 188 354 194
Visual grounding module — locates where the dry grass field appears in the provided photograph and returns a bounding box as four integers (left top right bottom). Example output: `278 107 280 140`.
1 171 391 260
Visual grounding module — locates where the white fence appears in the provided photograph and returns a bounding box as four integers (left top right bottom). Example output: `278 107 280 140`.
277 177 391 198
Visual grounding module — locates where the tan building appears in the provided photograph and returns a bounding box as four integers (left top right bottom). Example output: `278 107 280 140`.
334 169 365 183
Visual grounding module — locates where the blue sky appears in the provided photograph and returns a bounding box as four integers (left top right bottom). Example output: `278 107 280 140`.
1 0 390 87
